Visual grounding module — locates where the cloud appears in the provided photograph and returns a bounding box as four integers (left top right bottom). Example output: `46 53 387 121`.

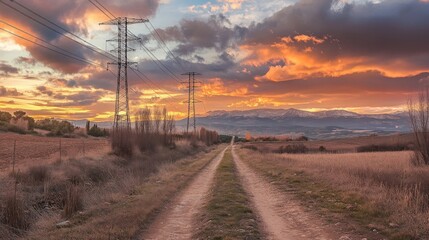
153 14 245 56
16 57 37 66
0 0 163 74
35 84 105 107
48 78 78 88
0 62 19 75
242 0 429 78
36 86 54 96
0 86 23 96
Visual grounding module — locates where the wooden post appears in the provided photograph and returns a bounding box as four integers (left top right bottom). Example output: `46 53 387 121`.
12 140 16 174
59 138 62 162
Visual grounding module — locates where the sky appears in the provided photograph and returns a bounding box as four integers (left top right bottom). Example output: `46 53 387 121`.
1 0 429 121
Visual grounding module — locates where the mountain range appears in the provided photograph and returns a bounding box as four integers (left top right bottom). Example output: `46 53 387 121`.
70 108 411 139
176 108 411 139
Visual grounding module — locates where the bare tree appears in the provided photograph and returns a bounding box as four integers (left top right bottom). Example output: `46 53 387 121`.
408 88 429 165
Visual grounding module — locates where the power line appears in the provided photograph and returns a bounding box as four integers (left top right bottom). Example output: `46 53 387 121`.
94 0 116 19
0 27 102 68
90 0 184 84
146 20 185 71
0 0 116 61
0 19 102 67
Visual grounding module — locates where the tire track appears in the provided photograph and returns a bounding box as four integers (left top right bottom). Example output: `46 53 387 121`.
141 146 228 240
232 145 341 240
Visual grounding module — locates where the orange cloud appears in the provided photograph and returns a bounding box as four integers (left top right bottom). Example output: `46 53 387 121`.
201 78 248 97
293 34 325 44
241 37 428 82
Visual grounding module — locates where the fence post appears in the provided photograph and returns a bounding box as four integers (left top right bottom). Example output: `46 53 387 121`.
59 138 62 162
12 140 16 174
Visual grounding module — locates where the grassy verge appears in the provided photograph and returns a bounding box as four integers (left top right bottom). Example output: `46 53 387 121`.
236 148 417 240
195 148 262 240
23 144 227 240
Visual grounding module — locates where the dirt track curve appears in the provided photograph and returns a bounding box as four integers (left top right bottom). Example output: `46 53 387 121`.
232 145 345 240
141 146 228 240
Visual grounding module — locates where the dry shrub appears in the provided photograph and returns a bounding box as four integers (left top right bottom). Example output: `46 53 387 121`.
135 107 176 153
408 89 429 165
64 184 83 218
85 166 110 184
198 127 220 146
27 165 50 183
276 144 309 154
241 145 258 151
356 143 412 153
1 193 28 230
111 127 133 157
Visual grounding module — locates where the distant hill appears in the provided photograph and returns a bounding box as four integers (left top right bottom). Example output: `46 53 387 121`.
177 108 411 139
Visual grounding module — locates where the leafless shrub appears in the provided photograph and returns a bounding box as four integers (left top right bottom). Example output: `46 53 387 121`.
111 127 133 157
356 143 412 153
408 89 429 165
135 107 176 152
198 127 220 146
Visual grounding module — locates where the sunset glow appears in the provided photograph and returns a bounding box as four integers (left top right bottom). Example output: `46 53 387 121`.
1 0 429 121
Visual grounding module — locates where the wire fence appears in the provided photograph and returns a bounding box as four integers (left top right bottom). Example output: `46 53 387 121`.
0 137 110 173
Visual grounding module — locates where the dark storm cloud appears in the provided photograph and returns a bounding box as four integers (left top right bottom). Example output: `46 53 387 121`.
249 71 429 96
80 70 117 91
0 0 162 73
154 14 246 56
0 86 22 96
245 0 429 61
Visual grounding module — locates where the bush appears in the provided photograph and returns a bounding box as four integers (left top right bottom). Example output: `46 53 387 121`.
86 166 109 183
295 136 309 141
27 165 50 183
241 145 258 151
319 146 327 152
277 144 309 154
88 124 109 137
35 119 74 136
7 124 27 134
356 144 412 153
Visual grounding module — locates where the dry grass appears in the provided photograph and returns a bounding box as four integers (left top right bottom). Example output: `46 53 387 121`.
18 144 226 239
0 132 109 175
195 149 262 239
244 133 415 153
0 130 225 239
238 147 429 239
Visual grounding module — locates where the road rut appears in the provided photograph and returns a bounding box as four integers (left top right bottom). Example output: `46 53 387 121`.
142 146 228 240
232 145 341 240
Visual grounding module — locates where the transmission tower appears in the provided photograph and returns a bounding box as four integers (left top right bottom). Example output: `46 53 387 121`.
100 17 148 129
182 72 201 134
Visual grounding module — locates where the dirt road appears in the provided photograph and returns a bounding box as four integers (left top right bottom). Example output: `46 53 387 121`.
141 146 228 240
232 145 346 240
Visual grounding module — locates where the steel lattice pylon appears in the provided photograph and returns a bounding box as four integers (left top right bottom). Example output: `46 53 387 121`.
100 17 147 129
182 72 201 134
